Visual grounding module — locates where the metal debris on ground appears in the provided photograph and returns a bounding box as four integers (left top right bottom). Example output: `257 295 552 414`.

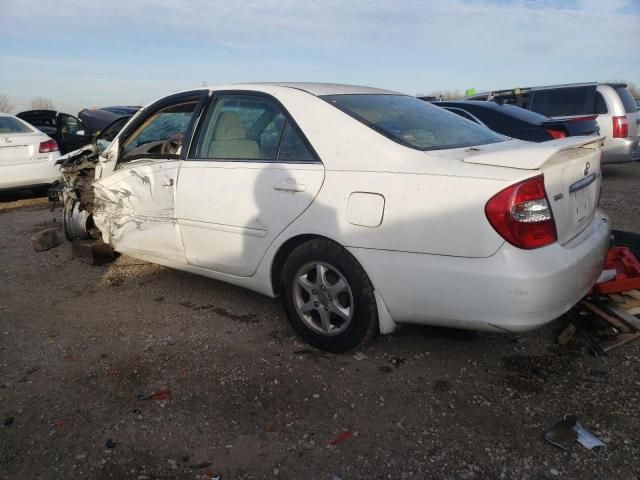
545 415 605 452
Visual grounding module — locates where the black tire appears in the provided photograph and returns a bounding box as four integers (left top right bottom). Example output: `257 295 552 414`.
281 238 378 352
612 230 640 259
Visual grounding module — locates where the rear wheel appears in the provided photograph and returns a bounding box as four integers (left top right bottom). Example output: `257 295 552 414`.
281 238 378 352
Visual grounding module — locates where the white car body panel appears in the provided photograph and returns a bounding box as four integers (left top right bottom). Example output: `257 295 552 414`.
90 83 610 335
0 113 61 190
175 161 325 276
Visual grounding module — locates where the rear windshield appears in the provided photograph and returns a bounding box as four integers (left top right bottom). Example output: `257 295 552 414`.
493 103 551 123
614 86 638 113
321 94 505 151
0 116 33 134
529 86 597 117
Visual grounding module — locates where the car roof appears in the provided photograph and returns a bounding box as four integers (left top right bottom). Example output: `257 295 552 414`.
206 82 403 96
467 82 627 98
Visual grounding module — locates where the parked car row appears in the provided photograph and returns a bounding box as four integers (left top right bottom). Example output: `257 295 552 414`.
460 82 639 163
57 83 610 352
1 106 138 192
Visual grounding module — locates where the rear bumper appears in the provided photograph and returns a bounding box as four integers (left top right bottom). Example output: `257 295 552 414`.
0 155 62 190
601 137 639 164
349 211 611 333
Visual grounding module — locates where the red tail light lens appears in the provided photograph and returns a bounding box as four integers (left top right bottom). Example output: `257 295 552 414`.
39 139 59 153
612 116 628 138
485 174 557 250
546 129 567 140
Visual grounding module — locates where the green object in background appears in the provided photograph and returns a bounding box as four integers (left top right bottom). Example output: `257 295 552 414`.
465 88 477 97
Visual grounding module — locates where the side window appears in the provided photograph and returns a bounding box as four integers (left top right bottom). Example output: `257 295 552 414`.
193 95 286 160
121 101 197 160
60 114 88 137
278 122 315 161
595 93 608 114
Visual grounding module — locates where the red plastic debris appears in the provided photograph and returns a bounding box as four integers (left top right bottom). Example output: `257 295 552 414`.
329 430 353 446
595 246 640 294
151 389 172 401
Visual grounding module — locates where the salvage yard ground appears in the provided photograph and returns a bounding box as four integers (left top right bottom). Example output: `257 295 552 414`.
1 164 640 480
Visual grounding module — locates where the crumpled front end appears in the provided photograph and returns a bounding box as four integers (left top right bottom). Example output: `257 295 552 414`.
57 145 101 241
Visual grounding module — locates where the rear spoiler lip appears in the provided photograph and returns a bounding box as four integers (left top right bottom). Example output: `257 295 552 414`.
463 136 605 170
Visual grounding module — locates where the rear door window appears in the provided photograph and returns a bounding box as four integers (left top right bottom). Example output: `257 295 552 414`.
192 95 286 161
614 86 638 113
529 86 597 116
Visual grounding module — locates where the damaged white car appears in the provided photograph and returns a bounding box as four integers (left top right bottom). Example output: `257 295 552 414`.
60 83 610 352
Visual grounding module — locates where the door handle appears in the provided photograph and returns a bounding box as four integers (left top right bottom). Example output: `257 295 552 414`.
163 177 174 187
273 182 306 193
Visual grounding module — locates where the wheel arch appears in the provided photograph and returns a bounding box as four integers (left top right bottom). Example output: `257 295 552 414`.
270 234 332 295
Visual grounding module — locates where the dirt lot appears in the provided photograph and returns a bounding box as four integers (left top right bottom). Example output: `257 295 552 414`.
1 164 640 480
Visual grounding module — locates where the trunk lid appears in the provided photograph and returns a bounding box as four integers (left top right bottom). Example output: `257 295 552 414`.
542 118 599 137
464 136 604 245
0 134 44 165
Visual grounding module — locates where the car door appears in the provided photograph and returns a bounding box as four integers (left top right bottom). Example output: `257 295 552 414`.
92 91 206 263
175 92 325 277
57 113 92 154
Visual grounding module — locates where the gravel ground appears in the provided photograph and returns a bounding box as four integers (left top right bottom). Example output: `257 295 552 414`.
1 163 639 480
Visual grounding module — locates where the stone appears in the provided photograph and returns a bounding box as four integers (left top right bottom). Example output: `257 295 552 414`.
72 240 115 266
31 228 62 251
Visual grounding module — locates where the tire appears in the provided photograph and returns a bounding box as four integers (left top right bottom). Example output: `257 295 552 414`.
612 230 640 259
281 238 378 352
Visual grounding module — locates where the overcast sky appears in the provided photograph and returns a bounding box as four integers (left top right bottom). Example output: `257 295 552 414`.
1 0 638 113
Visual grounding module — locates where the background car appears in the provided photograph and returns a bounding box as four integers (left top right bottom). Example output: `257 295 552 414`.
98 105 141 116
64 83 609 352
433 100 599 142
0 113 61 192
16 108 122 154
465 83 639 163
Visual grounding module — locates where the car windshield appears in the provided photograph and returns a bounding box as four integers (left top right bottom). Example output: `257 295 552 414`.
321 94 505 150
0 116 33 134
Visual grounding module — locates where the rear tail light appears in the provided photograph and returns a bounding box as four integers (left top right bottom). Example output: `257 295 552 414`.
39 139 59 153
485 174 557 250
612 116 628 138
546 129 567 140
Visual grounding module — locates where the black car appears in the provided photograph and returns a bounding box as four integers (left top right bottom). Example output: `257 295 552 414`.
99 106 141 116
432 100 599 142
16 109 122 154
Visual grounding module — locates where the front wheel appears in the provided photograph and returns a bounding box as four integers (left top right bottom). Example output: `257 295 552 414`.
281 239 378 352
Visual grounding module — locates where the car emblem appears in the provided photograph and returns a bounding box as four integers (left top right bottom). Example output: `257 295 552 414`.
584 162 590 176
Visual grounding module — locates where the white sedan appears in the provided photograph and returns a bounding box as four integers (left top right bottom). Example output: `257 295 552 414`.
0 113 62 191
69 83 610 351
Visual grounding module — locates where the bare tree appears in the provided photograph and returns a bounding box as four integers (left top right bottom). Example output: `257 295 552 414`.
30 97 55 110
0 94 13 113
